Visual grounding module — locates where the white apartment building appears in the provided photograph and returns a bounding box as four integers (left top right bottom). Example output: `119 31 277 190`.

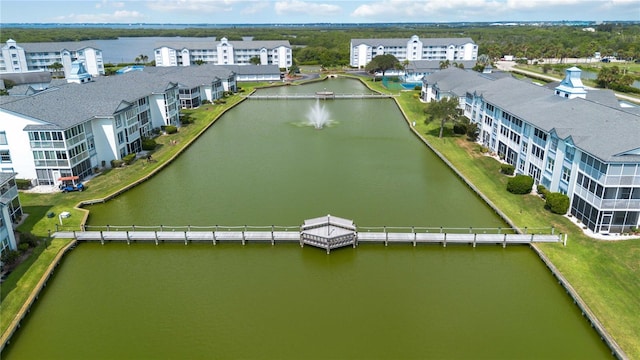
1 39 105 77
0 62 238 186
350 35 477 69
422 67 640 234
0 173 21 257
154 37 292 69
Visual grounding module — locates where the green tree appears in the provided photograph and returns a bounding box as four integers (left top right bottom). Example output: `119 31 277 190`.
288 63 300 76
193 59 206 65
365 54 400 78
49 61 63 76
439 59 450 69
249 56 261 65
134 54 148 64
424 97 462 138
596 66 632 89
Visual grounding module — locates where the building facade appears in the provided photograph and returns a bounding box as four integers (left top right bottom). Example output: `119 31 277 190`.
0 173 21 257
154 37 292 69
423 67 640 234
0 63 240 186
1 39 105 77
350 35 477 69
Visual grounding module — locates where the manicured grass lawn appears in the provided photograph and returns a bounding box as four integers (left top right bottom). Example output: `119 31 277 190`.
396 90 640 359
3 77 639 358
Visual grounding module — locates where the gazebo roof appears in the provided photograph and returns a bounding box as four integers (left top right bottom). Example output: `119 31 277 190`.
302 214 355 230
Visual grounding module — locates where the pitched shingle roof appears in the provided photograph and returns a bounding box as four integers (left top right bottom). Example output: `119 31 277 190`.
19 41 101 52
1 72 178 129
423 67 501 97
143 64 234 88
351 37 475 47
468 77 640 163
155 38 290 50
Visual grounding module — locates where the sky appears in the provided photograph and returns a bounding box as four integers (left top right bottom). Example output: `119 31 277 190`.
0 0 639 24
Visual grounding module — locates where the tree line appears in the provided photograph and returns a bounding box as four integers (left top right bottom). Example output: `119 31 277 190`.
2 23 639 67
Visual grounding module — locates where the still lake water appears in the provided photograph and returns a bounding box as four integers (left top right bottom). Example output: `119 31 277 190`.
2 79 612 359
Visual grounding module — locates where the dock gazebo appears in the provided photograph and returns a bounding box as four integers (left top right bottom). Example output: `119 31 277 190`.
300 215 357 254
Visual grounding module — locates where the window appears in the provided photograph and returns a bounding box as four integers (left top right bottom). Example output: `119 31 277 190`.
0 131 6 145
485 103 494 112
0 150 11 163
562 166 571 182
565 146 575 161
546 158 555 172
532 144 545 160
534 128 547 142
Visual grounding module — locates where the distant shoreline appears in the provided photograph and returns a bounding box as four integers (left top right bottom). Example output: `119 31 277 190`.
3 20 639 29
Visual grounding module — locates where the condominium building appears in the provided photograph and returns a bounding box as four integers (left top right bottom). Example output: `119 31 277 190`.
0 62 236 186
0 39 105 77
154 37 292 69
0 173 21 257
422 67 640 234
350 35 477 68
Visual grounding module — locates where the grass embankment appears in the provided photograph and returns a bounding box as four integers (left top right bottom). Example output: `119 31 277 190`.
0 88 253 338
3 77 639 358
392 88 640 359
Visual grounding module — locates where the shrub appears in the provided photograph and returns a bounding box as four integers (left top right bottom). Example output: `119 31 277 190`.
20 232 40 247
180 114 194 125
111 159 124 168
141 137 157 151
545 192 570 214
500 164 515 175
466 123 479 141
18 243 29 252
537 184 549 198
122 153 136 165
506 175 534 194
453 122 467 135
16 178 32 190
1 250 20 266
201 99 211 104
163 125 178 134
414 85 421 91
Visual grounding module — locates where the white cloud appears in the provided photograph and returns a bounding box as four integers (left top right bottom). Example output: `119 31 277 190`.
52 10 145 23
350 0 638 21
274 0 342 16
96 0 125 9
241 2 270 15
351 0 503 20
147 0 239 13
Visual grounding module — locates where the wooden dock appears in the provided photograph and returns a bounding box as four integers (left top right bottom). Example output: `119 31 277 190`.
52 225 565 248
247 93 396 100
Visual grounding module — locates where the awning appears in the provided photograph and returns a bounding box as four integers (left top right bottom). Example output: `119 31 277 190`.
58 176 79 181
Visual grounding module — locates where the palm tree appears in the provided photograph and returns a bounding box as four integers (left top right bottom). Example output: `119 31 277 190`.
439 60 450 69
135 54 149 64
402 59 410 78
424 97 462 138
